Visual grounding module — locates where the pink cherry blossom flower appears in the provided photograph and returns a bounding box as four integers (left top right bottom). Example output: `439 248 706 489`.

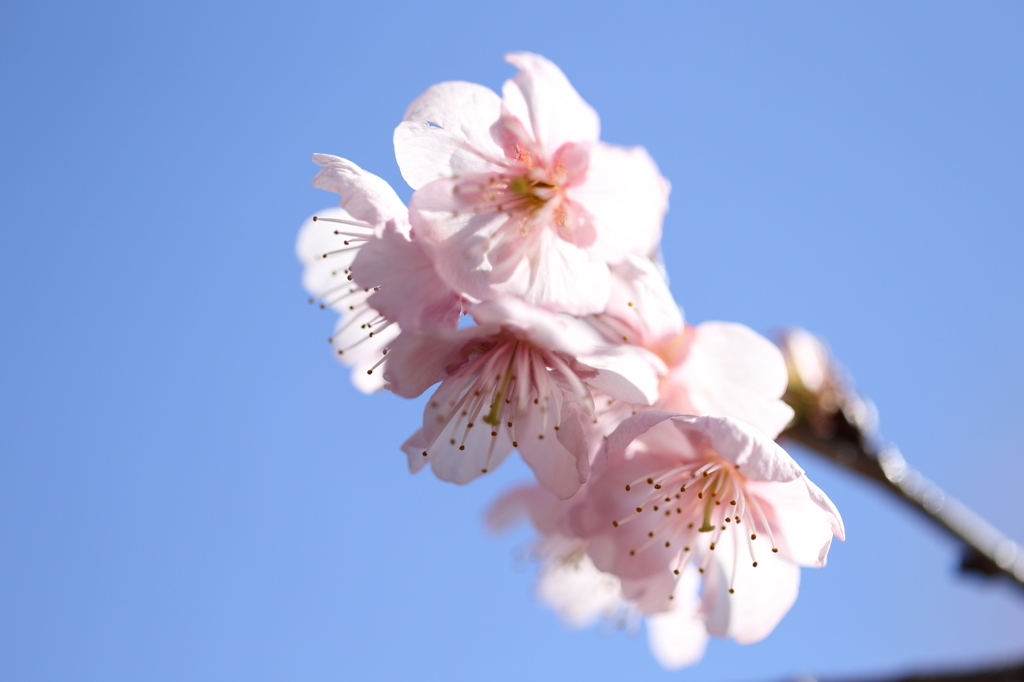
576 411 844 644
386 297 665 498
394 53 669 315
298 155 461 390
296 207 401 392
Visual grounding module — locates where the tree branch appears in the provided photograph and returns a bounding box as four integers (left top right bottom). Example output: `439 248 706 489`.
775 329 1024 595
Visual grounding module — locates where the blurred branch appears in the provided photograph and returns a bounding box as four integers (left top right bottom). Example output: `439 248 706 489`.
795 656 1024 682
775 329 1024 595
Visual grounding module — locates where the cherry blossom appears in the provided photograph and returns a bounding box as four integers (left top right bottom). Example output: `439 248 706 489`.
394 53 669 315
298 155 461 391
386 297 664 498
576 411 844 644
296 207 401 392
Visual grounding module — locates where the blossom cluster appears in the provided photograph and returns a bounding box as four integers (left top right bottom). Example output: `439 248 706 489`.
297 53 844 669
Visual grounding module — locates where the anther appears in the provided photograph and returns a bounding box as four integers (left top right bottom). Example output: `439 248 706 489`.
636 507 643 513
728 588 735 594
664 542 671 548
629 550 636 556
772 548 779 553
612 521 619 528
421 451 428 457
625 484 631 491
648 532 654 538
752 561 758 567
458 445 465 451
751 534 757 540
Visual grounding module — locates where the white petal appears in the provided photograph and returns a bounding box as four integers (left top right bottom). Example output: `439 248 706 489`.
645 567 708 670
395 81 504 189
536 542 625 629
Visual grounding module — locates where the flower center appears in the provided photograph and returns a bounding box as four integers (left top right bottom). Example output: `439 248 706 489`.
612 456 780 596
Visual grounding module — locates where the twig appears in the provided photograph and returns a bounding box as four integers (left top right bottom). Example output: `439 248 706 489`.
776 329 1024 595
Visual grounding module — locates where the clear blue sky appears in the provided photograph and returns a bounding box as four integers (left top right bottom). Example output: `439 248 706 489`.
2 2 1022 680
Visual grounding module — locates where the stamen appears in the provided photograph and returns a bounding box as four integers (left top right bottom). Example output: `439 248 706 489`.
313 215 374 229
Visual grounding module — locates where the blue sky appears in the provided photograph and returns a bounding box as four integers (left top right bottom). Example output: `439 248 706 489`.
2 2 1023 680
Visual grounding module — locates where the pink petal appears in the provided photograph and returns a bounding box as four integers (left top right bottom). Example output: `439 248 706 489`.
515 395 586 500
425 408 516 485
565 143 668 262
667 322 794 438
749 476 845 567
701 541 801 644
310 155 407 229
400 428 431 474
670 415 805 483
502 52 600 153
382 325 495 399
349 222 461 332
394 81 504 190
577 345 666 406
604 255 685 348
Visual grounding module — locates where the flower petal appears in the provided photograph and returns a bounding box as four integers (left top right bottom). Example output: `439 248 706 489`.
565 143 668 262
578 344 666 406
395 81 504 189
645 567 708 670
310 155 407 229
749 476 845 567
670 415 805 483
502 52 600 152
667 322 794 439
349 221 461 332
702 539 801 645
515 394 586 500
